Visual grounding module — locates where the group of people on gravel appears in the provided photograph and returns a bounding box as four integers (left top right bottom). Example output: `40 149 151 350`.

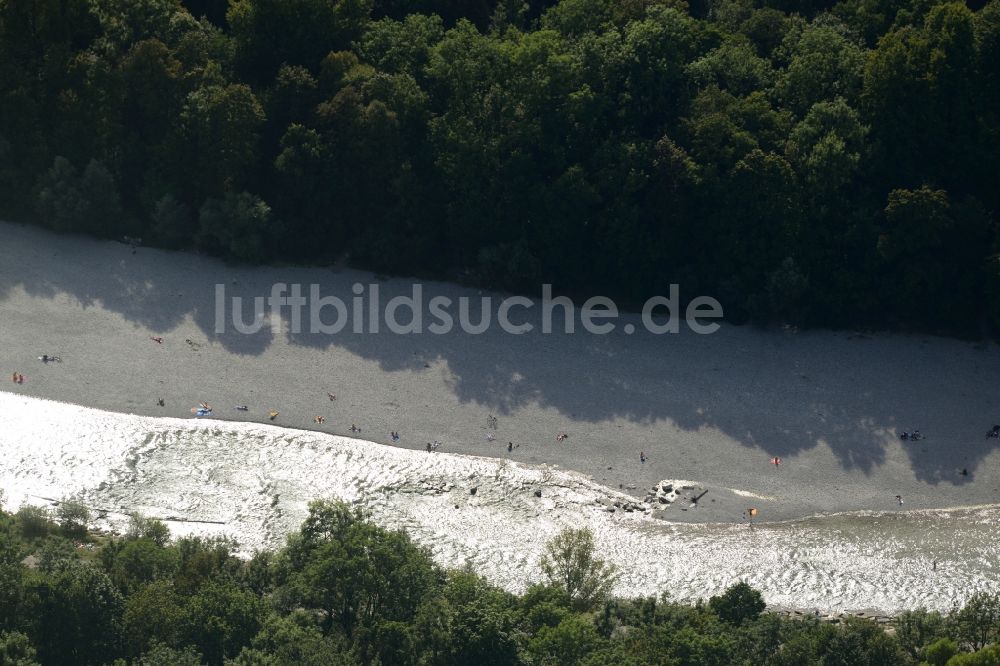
14 335 1000 516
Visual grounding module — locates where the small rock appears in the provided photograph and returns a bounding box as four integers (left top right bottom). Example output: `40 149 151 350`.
534 489 542 497
470 487 477 495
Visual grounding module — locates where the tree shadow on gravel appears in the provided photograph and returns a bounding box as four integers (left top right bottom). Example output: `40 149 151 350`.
2 220 998 486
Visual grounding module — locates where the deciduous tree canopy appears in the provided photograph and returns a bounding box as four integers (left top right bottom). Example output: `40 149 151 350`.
1 0 998 335
1 503 999 665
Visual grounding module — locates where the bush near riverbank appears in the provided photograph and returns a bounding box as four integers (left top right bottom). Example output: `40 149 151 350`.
1 0 999 335
1 495 999 665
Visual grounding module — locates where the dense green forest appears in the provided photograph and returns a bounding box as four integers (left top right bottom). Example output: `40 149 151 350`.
0 0 998 333
2 496 1000 665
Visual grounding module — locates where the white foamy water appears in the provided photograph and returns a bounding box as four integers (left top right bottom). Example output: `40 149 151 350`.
2 391 997 613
